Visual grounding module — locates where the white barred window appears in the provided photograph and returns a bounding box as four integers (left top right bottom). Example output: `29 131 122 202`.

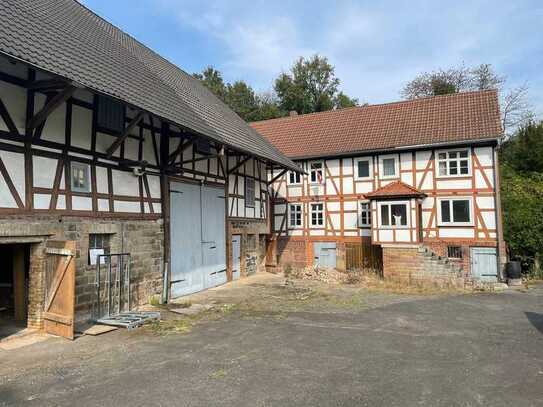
289 203 303 228
310 203 324 226
358 202 371 227
437 149 470 177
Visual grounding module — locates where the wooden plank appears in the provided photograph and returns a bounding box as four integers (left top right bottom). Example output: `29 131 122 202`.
106 111 144 158
12 246 26 321
44 240 76 340
27 85 77 131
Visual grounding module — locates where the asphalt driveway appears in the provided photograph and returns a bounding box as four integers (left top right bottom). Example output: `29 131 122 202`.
1 276 542 407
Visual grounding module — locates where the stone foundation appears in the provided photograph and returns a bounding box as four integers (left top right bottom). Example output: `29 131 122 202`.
382 244 466 287
0 215 164 327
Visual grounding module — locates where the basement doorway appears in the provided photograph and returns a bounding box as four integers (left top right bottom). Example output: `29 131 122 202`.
0 244 30 340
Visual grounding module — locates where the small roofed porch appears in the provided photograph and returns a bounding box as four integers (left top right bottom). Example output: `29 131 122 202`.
366 181 426 246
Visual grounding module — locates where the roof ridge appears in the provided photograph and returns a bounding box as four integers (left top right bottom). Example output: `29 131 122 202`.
250 89 499 125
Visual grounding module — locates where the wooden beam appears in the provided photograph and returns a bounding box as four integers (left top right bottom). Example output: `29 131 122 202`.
228 155 250 174
27 85 77 132
179 154 219 166
105 111 144 158
0 97 20 136
168 137 193 164
267 169 287 185
27 79 70 91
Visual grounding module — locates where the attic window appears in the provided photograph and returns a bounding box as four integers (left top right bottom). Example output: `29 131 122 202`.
97 96 125 133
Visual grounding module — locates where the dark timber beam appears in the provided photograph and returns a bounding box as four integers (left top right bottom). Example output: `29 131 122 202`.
267 169 287 185
27 85 77 132
0 98 20 136
228 155 250 174
27 79 70 91
180 154 220 166
168 137 193 164
105 111 144 158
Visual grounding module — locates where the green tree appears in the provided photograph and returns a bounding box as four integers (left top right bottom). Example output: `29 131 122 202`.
193 66 227 102
500 120 543 275
274 55 358 114
401 63 533 134
335 92 359 109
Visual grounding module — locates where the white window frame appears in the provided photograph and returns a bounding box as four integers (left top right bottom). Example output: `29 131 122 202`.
437 197 473 226
309 161 325 184
377 200 410 229
70 161 91 193
358 200 371 227
354 157 373 180
287 170 302 185
288 203 303 228
379 154 399 179
435 148 471 178
309 202 325 227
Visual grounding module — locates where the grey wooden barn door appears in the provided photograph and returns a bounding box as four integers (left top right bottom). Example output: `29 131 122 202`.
170 182 226 298
471 247 498 282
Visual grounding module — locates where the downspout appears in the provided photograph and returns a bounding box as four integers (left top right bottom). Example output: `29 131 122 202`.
492 146 506 281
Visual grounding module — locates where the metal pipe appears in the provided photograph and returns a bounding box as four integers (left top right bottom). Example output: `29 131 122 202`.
127 256 131 312
108 257 112 317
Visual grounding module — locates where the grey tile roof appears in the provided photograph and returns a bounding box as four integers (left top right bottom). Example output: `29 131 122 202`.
0 0 298 171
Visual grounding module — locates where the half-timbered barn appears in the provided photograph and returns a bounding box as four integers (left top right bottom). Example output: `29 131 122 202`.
0 0 298 338
251 90 506 286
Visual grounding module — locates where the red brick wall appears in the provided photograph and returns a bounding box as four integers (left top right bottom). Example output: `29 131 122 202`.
423 239 498 278
277 238 308 269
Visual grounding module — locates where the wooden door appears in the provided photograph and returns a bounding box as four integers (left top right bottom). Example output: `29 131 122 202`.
44 240 76 340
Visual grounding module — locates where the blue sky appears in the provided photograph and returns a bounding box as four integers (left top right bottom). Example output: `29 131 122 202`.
81 0 542 116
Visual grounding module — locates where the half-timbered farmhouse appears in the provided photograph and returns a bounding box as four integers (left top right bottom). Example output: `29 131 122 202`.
0 0 299 338
252 90 506 286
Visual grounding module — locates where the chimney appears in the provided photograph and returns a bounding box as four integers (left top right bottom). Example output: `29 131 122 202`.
289 110 298 117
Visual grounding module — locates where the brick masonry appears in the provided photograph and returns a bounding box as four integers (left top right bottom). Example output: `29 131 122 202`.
229 219 269 277
0 215 164 328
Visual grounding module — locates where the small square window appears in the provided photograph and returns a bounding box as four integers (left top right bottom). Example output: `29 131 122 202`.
355 158 372 179
88 233 111 265
383 158 396 177
245 178 255 208
288 171 301 184
447 246 463 259
71 162 91 193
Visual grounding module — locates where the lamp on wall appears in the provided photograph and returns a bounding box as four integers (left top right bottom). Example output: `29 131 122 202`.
132 160 148 177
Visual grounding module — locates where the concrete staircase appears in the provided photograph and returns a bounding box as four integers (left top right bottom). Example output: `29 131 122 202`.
414 245 466 287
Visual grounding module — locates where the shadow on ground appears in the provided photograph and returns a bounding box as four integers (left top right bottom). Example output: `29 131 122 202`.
525 311 543 334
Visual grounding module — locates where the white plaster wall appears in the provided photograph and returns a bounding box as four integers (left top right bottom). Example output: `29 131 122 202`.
70 105 93 151
32 156 57 188
112 170 139 196
0 81 27 133
0 151 25 204
72 196 93 211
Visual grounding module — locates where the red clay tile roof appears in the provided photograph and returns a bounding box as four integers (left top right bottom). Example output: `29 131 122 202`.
365 181 426 199
250 90 502 159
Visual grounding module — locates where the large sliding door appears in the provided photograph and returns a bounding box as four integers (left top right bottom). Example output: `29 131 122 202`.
170 182 226 298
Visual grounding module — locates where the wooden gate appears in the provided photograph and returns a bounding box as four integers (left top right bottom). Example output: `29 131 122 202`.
345 241 383 275
44 240 76 340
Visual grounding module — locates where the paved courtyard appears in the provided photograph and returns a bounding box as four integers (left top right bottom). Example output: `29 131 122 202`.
1 274 542 407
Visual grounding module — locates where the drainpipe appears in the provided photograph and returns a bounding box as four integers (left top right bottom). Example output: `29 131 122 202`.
492 146 506 281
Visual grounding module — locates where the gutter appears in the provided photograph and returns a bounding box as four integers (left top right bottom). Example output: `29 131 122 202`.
286 137 500 161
